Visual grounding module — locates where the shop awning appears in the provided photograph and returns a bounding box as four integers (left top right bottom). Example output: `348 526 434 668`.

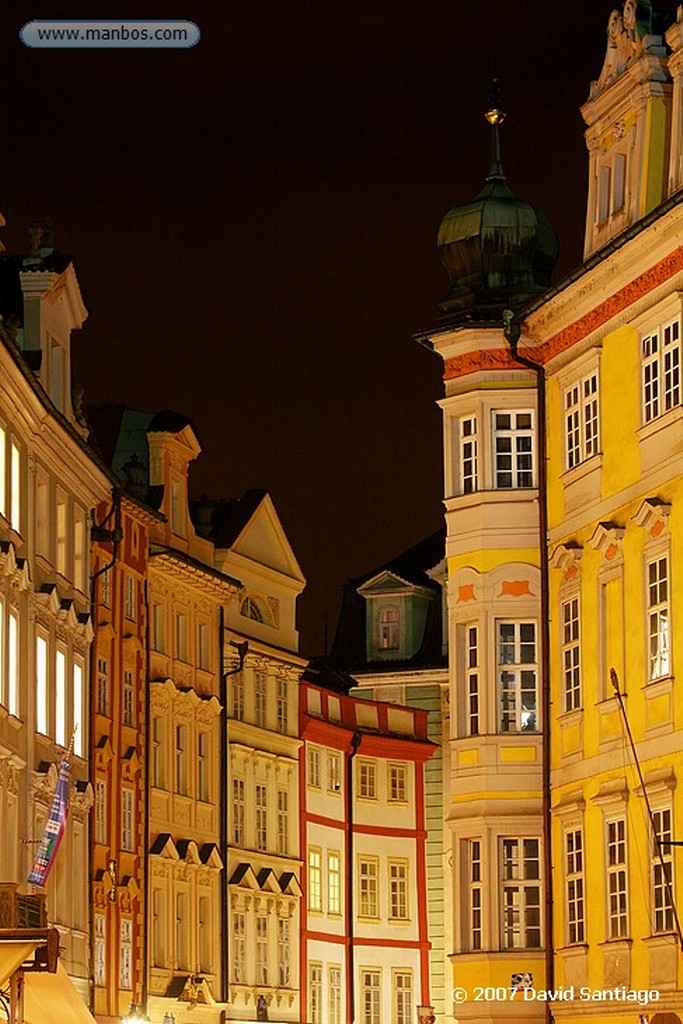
22 962 97 1024
0 942 39 988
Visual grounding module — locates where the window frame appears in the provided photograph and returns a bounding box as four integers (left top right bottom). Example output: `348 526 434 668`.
565 827 585 944
642 314 682 424
561 596 581 713
606 817 629 940
499 837 542 950
497 620 538 733
564 371 600 470
492 409 535 489
358 855 379 919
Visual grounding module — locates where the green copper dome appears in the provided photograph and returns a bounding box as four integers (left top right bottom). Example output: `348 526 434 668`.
437 97 559 320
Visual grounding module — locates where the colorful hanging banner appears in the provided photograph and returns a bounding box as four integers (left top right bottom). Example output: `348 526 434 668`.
28 759 71 887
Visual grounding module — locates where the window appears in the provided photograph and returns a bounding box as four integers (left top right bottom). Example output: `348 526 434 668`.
565 372 599 469
36 473 49 556
170 481 184 536
56 492 67 575
123 669 135 726
0 598 4 707
328 850 341 915
328 752 342 793
328 965 342 1024
94 914 106 987
152 604 165 652
99 568 111 607
256 914 268 985
120 919 132 989
466 624 480 735
152 717 164 788
198 896 210 972
389 860 408 920
95 779 107 845
642 316 681 422
74 508 86 592
393 971 413 1024
566 828 585 944
358 760 377 799
388 763 406 802
152 888 165 967
308 746 321 788
309 963 322 1024
175 725 187 795
255 670 267 728
72 659 83 755
277 788 289 855
459 415 478 494
198 732 209 802
8 611 18 718
232 672 244 720
562 598 581 712
122 789 134 851
233 777 245 844
359 857 379 918
379 607 399 650
470 840 483 950
361 969 381 1024
232 912 245 983
96 657 109 717
0 425 5 518
36 634 48 735
256 783 267 851
278 918 290 986
176 892 189 969
652 808 674 933
10 442 20 532
308 847 322 911
124 575 135 620
197 622 210 670
277 678 288 732
241 596 264 622
647 555 670 680
607 818 628 939
501 838 541 948
493 411 534 488
174 611 187 661
497 621 537 732
55 649 66 746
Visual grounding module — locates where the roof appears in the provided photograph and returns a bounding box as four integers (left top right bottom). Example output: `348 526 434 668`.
191 490 268 546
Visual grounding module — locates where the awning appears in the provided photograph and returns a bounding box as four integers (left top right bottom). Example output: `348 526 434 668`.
0 942 39 988
22 962 97 1024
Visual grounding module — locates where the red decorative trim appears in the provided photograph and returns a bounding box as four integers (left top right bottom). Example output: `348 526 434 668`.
415 760 431 1007
457 583 475 603
500 580 532 597
352 936 425 949
539 247 683 362
443 348 521 380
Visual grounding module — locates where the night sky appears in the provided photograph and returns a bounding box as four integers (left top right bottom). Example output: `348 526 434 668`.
2 1 677 654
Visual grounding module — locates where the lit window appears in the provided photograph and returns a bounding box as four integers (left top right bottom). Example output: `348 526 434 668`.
642 317 681 423
328 752 342 793
493 411 534 488
8 611 19 718
308 847 322 912
256 914 268 985
308 746 321 788
647 555 670 680
393 971 413 1024
232 912 245 983
358 857 379 918
0 425 6 518
467 624 479 735
120 919 132 989
55 649 66 746
232 777 245 845
361 969 381 1024
72 660 83 755
388 763 406 803
564 372 599 469
35 634 48 735
0 597 4 708
36 473 49 556
123 669 135 726
241 596 264 622
277 788 289 855
278 919 290 986
277 678 288 732
379 607 399 650
562 598 581 712
10 442 21 532
121 788 134 851
97 657 109 717
328 850 341 915
470 840 482 950
74 507 86 592
198 732 209 802
256 783 267 851
255 670 267 728
500 838 541 949
566 828 585 944
309 963 323 1024
328 965 342 1024
459 415 478 494
652 808 674 933
607 818 628 939
388 860 408 920
358 760 377 800
95 779 107 845
497 621 537 733
94 914 106 987
56 492 67 575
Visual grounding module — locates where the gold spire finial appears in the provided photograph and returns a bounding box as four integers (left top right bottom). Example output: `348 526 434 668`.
485 78 506 126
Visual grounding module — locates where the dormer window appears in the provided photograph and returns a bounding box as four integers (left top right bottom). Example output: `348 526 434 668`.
170 481 185 536
241 596 266 623
379 607 400 650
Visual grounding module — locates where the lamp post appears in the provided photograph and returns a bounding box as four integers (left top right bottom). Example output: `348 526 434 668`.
121 1005 151 1024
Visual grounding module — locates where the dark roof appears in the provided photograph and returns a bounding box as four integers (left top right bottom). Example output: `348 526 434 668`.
190 489 267 546
149 832 174 856
347 528 445 590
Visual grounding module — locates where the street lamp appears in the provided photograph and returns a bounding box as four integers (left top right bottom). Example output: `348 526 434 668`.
121 1005 150 1024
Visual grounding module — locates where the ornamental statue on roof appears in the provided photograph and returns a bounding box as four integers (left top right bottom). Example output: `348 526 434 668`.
592 0 659 95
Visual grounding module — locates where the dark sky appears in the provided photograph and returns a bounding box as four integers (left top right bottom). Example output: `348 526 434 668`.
2 1 676 655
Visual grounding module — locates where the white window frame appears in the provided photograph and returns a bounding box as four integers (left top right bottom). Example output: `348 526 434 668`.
388 762 406 803
328 964 342 1024
388 859 409 920
255 670 267 728
392 969 413 1024
120 918 132 989
278 918 290 987
276 677 288 732
328 850 341 915
358 759 377 800
647 553 671 681
500 837 542 949
94 914 106 987
564 371 600 470
256 913 268 985
492 410 535 489
308 847 322 912
327 751 342 793
466 623 480 736
469 839 483 951
55 647 67 747
565 827 585 944
232 671 244 720
277 788 288 855
360 968 381 1024
35 633 49 736
642 314 681 423
255 783 267 851
309 962 323 1024
121 788 134 852
232 776 245 845
606 817 628 939
358 856 379 919
307 746 321 788
497 620 538 733
562 596 581 712
232 911 245 983
379 606 400 650
459 415 478 494
652 807 674 934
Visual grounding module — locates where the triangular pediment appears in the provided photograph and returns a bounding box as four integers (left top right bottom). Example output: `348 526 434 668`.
229 863 260 889
358 570 433 601
219 493 304 583
256 868 281 893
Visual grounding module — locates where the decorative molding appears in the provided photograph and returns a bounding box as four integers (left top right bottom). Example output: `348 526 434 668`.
442 347 522 381
632 497 672 536
550 543 583 581
500 580 533 598
589 521 625 561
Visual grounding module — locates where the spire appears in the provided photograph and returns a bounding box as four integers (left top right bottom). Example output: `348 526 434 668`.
485 79 506 181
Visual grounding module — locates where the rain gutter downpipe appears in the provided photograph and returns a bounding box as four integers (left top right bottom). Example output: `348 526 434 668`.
347 731 362 1024
503 310 554 1020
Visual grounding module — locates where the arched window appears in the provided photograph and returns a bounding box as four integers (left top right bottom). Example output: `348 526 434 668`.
241 596 265 623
